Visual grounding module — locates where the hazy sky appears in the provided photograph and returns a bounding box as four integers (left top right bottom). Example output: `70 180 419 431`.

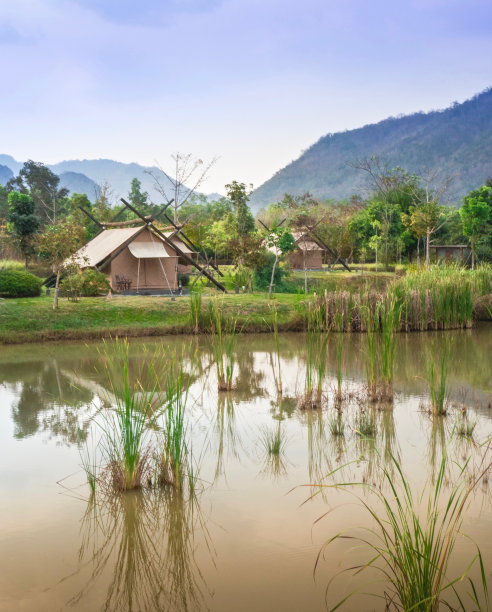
1 0 491 193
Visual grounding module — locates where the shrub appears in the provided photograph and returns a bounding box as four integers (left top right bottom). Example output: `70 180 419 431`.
178 273 190 287
60 268 110 298
253 254 295 292
0 268 43 297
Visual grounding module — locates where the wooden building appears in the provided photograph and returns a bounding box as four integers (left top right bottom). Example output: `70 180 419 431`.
429 245 471 265
288 230 325 270
71 226 195 293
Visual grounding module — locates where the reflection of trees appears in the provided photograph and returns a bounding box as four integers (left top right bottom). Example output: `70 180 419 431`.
69 488 211 612
4 359 93 444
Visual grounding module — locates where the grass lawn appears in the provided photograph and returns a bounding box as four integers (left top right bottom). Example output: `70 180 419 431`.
0 292 310 344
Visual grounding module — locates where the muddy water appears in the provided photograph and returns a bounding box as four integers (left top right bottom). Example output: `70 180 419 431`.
1 327 492 612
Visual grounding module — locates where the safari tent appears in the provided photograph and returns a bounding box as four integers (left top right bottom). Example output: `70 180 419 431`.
288 230 326 270
71 226 195 293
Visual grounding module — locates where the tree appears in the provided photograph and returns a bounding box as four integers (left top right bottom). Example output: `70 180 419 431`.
128 178 151 214
460 186 492 268
11 160 68 224
147 152 218 224
265 227 296 298
37 220 86 309
225 180 255 236
7 191 40 267
368 220 382 272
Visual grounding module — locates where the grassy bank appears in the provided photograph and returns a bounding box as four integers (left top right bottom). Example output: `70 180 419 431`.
0 293 309 344
1 266 491 345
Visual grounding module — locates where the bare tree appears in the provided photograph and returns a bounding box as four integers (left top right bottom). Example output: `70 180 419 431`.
146 152 218 224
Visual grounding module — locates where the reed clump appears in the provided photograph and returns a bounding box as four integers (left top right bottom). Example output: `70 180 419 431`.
209 297 237 392
426 342 449 416
299 331 328 409
310 265 492 333
82 339 197 494
320 446 492 611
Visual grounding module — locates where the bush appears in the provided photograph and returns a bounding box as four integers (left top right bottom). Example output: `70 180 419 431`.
60 268 110 299
0 268 43 297
178 273 190 287
253 253 295 292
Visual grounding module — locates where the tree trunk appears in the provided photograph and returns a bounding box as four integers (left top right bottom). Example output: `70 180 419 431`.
471 239 475 270
269 252 278 299
426 229 430 267
375 248 378 273
53 269 61 310
417 237 420 266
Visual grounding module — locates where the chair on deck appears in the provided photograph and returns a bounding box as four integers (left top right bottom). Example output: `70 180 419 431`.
115 274 132 291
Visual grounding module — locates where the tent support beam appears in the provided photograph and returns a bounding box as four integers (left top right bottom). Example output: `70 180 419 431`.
120 198 227 293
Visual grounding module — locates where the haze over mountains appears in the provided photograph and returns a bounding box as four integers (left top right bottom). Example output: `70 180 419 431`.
1 88 492 209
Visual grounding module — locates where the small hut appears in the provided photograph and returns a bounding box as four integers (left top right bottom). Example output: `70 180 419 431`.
288 230 325 270
71 225 195 293
429 245 471 265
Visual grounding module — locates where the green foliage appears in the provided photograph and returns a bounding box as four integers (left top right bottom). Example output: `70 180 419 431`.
460 185 492 266
253 253 291 291
0 268 42 297
59 268 110 298
7 191 40 265
225 180 255 236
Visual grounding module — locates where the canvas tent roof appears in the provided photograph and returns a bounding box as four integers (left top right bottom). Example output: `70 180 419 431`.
70 226 193 268
73 227 143 267
128 241 171 258
291 230 324 251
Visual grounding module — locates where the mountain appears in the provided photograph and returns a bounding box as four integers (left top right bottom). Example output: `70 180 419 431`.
0 164 13 186
49 158 168 204
58 171 99 199
249 88 492 210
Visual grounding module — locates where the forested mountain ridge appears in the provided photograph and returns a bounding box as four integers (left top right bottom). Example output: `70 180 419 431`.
249 88 492 210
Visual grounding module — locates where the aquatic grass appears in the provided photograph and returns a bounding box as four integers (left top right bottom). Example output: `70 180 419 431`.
189 290 203 334
427 343 449 416
96 339 163 491
355 409 378 438
78 430 99 493
209 297 237 391
260 423 287 456
319 446 492 612
158 366 191 491
454 412 477 439
335 333 343 401
300 331 328 409
379 297 401 401
329 413 345 438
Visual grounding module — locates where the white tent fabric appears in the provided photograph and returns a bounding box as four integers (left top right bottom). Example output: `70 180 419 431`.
128 241 171 258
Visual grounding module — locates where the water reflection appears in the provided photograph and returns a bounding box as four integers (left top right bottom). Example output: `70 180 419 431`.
68 488 212 612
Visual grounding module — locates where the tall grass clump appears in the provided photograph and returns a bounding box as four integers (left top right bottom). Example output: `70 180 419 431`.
158 366 191 491
300 331 328 409
270 301 283 398
390 265 491 331
189 289 203 334
96 339 162 491
260 423 287 456
210 297 237 391
321 448 492 611
427 342 449 416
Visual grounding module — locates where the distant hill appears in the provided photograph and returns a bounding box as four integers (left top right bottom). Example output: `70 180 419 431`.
249 88 492 210
58 171 99 200
49 158 171 204
0 164 13 186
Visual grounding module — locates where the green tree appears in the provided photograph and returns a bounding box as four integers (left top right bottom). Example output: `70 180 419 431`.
265 226 296 298
11 160 68 224
37 220 86 309
460 186 492 268
225 181 255 236
128 178 150 214
7 191 40 267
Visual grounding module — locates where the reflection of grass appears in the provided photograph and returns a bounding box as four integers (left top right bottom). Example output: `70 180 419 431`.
319 447 492 612
69 487 211 611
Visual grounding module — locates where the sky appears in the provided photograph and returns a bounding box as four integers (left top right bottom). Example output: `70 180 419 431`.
1 0 492 193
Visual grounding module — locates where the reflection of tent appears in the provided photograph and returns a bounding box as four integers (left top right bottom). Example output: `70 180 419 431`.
288 231 325 270
71 226 195 293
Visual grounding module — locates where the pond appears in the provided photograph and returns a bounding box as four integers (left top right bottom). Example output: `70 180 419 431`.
1 327 492 611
